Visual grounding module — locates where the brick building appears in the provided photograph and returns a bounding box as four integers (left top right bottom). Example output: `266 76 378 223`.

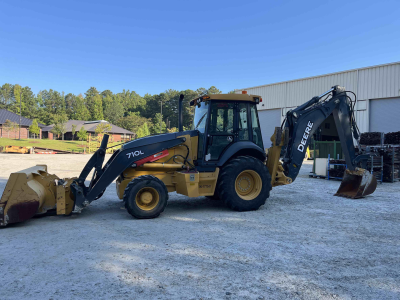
0 109 45 139
42 120 134 142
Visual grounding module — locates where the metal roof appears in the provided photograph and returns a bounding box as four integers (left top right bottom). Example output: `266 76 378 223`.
42 120 134 135
235 61 400 112
235 61 400 91
0 109 45 127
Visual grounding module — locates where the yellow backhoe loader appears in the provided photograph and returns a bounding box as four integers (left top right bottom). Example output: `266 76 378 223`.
0 86 377 227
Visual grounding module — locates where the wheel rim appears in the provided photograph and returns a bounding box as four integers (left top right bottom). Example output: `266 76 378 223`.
235 170 262 200
135 187 160 211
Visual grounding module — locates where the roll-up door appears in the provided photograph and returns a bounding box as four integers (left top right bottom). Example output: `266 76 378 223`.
370 98 400 133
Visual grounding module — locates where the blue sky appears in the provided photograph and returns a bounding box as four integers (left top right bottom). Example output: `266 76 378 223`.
1 0 399 96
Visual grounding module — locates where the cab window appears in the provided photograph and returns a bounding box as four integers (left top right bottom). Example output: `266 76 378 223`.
250 104 264 149
207 102 235 160
238 103 249 141
208 102 234 134
192 101 209 159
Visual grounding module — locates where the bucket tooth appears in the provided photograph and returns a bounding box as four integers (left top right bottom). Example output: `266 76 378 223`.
335 168 378 199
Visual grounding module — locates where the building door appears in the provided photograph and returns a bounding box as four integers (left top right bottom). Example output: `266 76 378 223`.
257 108 281 149
370 98 400 133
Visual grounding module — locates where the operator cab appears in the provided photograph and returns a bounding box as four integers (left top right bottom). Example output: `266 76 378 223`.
190 93 264 167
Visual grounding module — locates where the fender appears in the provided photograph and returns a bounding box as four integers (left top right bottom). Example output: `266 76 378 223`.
217 141 266 167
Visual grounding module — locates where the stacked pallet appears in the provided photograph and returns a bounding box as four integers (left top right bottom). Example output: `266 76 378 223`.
384 131 400 145
360 131 400 182
360 132 383 145
366 154 383 181
329 159 346 178
383 148 400 182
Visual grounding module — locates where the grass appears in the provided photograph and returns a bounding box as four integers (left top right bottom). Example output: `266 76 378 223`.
0 138 123 153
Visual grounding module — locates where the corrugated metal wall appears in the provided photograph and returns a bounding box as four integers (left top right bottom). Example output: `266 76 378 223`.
358 63 400 100
286 71 358 108
236 62 400 133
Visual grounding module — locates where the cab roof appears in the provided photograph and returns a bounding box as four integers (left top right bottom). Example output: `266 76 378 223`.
190 93 262 106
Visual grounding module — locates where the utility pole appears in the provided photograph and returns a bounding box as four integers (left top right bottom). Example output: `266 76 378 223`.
19 93 21 140
160 100 163 134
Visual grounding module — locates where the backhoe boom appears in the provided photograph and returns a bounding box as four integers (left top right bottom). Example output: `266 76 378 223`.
277 86 377 198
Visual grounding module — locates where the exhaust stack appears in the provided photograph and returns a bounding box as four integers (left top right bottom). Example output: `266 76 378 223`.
178 94 184 132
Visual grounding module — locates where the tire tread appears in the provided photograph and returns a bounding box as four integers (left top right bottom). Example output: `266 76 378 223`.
123 175 168 219
217 156 272 211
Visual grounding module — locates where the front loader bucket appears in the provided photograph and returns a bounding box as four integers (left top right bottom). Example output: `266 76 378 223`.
0 165 75 227
335 168 377 199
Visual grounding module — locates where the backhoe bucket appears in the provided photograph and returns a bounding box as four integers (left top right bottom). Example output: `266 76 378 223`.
0 165 75 227
335 168 377 199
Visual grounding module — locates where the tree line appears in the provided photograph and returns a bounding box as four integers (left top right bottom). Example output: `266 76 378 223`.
0 84 227 138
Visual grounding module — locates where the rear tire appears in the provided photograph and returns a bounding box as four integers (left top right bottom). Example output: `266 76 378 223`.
217 156 272 211
206 194 220 201
124 175 168 219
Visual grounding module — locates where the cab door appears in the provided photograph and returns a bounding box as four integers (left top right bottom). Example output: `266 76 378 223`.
205 102 236 161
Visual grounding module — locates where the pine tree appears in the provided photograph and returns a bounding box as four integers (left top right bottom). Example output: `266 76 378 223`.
65 93 76 119
152 113 166 134
74 95 91 120
0 83 14 110
207 86 222 94
85 87 103 120
103 95 124 124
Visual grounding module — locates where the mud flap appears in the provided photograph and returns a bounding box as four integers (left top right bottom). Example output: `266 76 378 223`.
335 168 377 199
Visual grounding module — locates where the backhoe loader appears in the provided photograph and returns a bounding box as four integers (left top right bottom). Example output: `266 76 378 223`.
0 86 377 227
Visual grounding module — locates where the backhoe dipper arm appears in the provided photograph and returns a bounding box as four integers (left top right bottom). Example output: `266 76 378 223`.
282 86 365 182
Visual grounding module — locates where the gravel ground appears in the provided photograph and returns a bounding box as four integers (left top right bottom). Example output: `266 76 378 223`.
0 154 399 300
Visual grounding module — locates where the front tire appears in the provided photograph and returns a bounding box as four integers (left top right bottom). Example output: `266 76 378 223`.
124 175 168 219
217 156 272 211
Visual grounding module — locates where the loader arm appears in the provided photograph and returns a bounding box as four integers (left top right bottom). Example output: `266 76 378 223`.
71 134 186 210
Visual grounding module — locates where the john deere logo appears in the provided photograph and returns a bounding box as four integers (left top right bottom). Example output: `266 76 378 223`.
297 121 314 152
126 150 144 159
